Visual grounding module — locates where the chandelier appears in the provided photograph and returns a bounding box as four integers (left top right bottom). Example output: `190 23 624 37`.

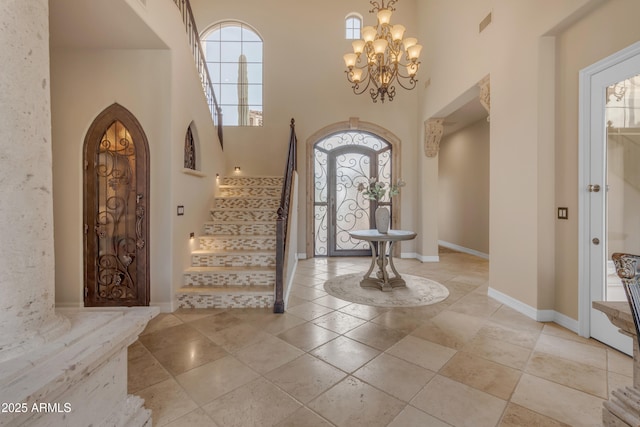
343 0 422 103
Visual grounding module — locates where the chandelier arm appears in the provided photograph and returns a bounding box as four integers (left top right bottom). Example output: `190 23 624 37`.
395 76 417 91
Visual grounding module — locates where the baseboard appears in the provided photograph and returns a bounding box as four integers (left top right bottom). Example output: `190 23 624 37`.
487 287 579 333
284 258 299 309
55 302 83 309
297 253 307 260
151 302 173 313
414 254 439 262
438 240 489 259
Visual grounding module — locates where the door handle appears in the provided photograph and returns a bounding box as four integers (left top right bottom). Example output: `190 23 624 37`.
592 238 600 245
588 184 601 193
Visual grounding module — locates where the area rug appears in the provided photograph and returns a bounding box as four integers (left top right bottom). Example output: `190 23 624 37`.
323 272 449 308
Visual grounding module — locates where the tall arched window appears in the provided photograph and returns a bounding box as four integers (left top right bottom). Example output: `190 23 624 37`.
202 21 263 126
345 13 362 40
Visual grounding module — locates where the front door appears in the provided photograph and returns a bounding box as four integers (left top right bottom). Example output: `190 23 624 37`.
584 48 640 355
313 131 393 256
83 103 150 306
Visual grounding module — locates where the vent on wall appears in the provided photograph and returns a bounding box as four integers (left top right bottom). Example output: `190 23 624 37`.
479 12 492 33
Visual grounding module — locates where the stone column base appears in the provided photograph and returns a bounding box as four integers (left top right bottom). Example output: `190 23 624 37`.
604 387 640 426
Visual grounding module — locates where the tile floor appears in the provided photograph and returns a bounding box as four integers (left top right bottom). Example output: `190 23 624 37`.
129 249 633 426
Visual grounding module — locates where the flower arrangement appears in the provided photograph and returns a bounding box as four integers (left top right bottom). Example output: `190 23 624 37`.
357 177 405 202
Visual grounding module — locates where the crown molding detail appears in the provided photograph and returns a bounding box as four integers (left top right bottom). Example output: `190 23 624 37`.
478 75 490 122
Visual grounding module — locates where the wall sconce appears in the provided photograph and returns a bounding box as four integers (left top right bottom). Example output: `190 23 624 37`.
234 166 241 172
189 232 195 239
216 173 219 179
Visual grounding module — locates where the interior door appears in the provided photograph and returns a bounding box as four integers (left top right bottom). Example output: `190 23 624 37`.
587 56 640 355
83 104 150 307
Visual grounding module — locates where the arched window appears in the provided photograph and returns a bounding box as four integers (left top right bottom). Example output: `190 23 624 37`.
184 125 196 170
202 21 263 127
345 13 362 40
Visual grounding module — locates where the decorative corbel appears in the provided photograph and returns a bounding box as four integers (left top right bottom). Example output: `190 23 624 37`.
424 118 444 157
478 75 490 122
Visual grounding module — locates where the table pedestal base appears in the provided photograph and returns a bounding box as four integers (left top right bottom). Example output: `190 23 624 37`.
360 240 406 292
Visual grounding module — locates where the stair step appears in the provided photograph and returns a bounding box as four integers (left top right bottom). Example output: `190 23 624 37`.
199 235 276 251
203 222 276 236
215 197 280 210
218 185 281 198
177 285 274 309
184 266 275 287
210 209 278 222
191 250 276 267
219 176 283 186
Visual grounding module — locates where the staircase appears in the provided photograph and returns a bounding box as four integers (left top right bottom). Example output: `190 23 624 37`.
176 176 283 309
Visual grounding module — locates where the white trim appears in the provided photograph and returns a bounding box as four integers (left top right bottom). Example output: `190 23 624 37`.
181 168 207 178
414 254 440 263
438 240 489 259
488 287 579 333
55 302 83 309
151 302 173 313
297 252 307 260
284 258 298 308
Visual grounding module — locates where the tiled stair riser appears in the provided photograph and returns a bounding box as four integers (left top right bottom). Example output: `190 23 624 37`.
215 198 279 210
210 210 278 222
191 253 276 268
184 271 275 287
177 293 274 309
218 187 281 198
220 177 283 187
203 223 276 236
199 236 276 251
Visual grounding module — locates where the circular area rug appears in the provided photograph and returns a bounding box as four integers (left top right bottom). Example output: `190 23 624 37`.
323 272 449 308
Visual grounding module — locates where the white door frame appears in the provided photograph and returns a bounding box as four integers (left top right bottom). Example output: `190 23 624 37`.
578 40 640 339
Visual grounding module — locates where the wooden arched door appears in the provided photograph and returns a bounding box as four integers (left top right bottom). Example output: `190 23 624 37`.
83 103 150 306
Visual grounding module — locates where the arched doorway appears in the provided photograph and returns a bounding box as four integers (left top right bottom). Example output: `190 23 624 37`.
307 119 401 257
83 103 150 306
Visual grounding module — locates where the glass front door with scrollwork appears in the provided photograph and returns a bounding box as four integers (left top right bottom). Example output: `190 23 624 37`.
313 131 393 256
84 104 149 306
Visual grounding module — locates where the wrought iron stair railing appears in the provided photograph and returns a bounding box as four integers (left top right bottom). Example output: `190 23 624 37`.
173 0 223 147
275 119 298 313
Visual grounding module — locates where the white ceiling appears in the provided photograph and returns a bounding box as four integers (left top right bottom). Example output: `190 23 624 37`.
49 0 167 49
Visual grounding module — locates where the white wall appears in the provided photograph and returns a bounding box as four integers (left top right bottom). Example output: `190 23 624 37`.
438 119 490 255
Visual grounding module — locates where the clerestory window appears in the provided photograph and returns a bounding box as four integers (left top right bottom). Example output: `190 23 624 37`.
202 21 263 126
345 13 363 40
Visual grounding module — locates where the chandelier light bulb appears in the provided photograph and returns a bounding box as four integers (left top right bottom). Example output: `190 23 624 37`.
362 26 376 42
351 68 363 83
390 24 406 41
403 37 417 50
373 38 388 55
377 9 392 26
344 53 358 68
352 39 365 55
407 44 423 60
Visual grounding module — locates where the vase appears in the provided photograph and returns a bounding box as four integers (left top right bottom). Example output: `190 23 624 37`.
375 206 390 233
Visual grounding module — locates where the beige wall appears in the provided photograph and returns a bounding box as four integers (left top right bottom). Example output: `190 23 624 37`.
51 0 225 309
438 119 490 255
191 0 422 257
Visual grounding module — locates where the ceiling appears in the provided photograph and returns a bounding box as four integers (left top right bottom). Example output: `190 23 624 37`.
49 0 167 49
442 98 489 137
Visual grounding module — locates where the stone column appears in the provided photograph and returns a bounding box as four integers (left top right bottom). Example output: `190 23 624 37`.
0 0 68 362
424 118 444 157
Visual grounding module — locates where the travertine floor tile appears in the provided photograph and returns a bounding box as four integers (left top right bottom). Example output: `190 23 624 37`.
277 322 339 352
310 335 379 373
313 294 352 309
313 310 367 334
410 311 485 350
206 322 268 354
163 408 219 427
265 353 346 403
607 347 633 377
511 373 604 426
140 313 183 336
440 351 521 400
339 303 389 320
411 375 506 427
490 305 544 333
498 403 570 427
127 349 171 394
309 376 405 427
370 310 423 334
235 334 304 374
387 405 451 427
139 323 205 354
354 352 435 402
284 301 335 321
274 407 334 427
447 291 502 318
203 378 301 427
386 335 456 372
462 334 532 370
535 333 607 370
150 337 228 376
136 378 198 427
525 351 607 398
476 321 540 349
175 355 260 405
345 321 407 351
608 371 633 398
187 311 243 337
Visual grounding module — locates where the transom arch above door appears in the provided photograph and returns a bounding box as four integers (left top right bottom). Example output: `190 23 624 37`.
306 118 401 258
